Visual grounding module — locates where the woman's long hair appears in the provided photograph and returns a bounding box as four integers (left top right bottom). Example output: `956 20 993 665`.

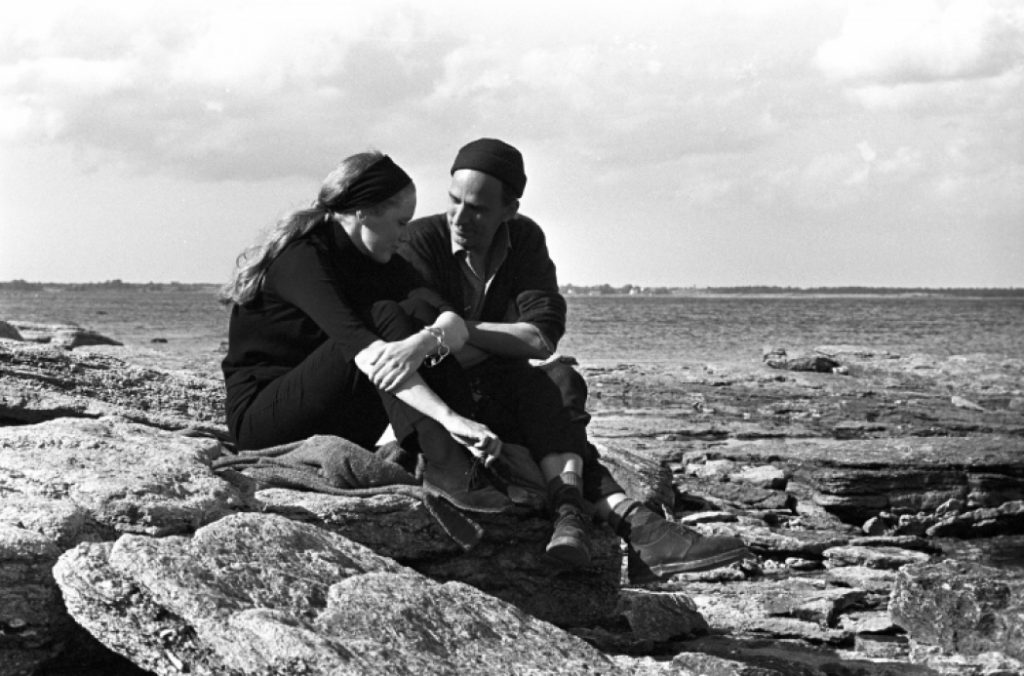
220 151 409 306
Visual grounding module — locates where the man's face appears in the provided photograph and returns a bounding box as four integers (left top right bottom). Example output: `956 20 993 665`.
446 169 518 256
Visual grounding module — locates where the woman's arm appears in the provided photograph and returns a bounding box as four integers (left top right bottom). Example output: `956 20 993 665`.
354 345 500 458
361 310 468 390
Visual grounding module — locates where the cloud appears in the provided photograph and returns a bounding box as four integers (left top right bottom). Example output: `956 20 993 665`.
816 0 1024 85
0 1 810 184
0 2 456 180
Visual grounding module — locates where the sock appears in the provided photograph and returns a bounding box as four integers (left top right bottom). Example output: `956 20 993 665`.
547 472 585 513
608 499 662 539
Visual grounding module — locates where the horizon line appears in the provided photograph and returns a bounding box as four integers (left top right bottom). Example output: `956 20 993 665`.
1 280 1022 292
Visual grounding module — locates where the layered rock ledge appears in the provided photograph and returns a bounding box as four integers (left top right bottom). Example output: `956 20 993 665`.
2 329 1023 675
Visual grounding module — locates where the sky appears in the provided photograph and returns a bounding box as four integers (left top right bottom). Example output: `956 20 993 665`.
1 0 1022 288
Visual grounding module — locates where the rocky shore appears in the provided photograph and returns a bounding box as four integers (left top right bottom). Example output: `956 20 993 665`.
1 320 1022 675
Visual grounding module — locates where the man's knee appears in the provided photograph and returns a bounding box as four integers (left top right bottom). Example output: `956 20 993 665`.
535 360 590 425
537 360 587 399
369 300 427 340
399 297 441 325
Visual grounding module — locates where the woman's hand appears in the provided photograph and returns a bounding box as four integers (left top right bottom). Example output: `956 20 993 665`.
439 411 502 464
355 333 433 392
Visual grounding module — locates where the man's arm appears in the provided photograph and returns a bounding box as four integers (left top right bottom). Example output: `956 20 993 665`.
462 319 553 361
459 219 564 364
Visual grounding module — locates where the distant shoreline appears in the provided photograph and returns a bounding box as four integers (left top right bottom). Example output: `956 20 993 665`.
1 280 1021 299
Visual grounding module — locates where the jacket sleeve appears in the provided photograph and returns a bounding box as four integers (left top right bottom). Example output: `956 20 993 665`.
507 218 567 349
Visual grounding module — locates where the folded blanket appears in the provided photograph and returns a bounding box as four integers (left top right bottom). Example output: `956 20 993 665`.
212 435 547 550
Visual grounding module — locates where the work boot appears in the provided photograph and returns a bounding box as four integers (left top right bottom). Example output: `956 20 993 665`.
420 437 513 514
546 504 592 567
612 501 750 583
544 472 592 568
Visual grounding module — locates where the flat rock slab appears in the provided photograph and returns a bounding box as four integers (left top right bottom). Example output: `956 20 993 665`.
683 579 868 644
6 321 122 349
0 417 247 674
682 435 1024 525
256 487 623 628
0 416 246 539
582 353 1024 441
0 341 225 431
890 559 1024 664
53 512 620 676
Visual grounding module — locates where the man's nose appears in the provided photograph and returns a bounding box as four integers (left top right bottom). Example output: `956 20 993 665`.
450 203 468 225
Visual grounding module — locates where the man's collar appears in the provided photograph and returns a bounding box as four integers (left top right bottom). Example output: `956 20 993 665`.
450 220 512 257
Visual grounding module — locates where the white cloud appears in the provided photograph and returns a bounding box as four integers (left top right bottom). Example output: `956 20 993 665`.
0 2 456 179
857 141 877 163
0 1 819 183
816 0 1024 85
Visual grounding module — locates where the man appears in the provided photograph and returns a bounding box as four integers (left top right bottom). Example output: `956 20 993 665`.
401 138 750 582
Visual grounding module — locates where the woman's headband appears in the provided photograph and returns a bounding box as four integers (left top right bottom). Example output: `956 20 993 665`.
320 155 412 212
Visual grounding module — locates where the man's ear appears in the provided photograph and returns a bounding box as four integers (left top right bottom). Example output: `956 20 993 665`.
502 199 520 222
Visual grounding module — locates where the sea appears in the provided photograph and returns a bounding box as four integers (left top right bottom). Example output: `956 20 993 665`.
1 287 1022 371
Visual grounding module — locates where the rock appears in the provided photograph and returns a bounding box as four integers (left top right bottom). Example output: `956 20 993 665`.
0 525 68 675
53 512 619 675
0 340 225 432
701 436 1024 527
763 585 868 628
0 417 249 673
838 609 899 634
762 346 841 373
853 633 911 660
593 440 676 512
676 474 797 512
255 487 623 627
0 417 247 539
951 395 987 412
727 464 788 490
0 320 23 341
733 525 849 560
685 579 854 643
862 516 888 535
890 559 1024 663
825 565 898 594
926 499 1024 538
614 590 709 642
847 535 940 552
679 511 737 525
686 458 737 480
9 321 122 349
1 332 1020 675
823 545 934 570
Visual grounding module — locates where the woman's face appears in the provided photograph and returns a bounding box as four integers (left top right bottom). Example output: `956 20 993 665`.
356 188 416 263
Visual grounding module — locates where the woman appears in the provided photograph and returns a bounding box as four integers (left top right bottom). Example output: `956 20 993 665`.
220 151 510 513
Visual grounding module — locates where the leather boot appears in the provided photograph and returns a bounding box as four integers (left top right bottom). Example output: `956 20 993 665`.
544 473 592 568
612 501 750 583
421 442 513 514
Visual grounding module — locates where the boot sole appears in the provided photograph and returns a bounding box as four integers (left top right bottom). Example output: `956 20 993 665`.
545 537 592 568
630 546 750 583
423 481 513 514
